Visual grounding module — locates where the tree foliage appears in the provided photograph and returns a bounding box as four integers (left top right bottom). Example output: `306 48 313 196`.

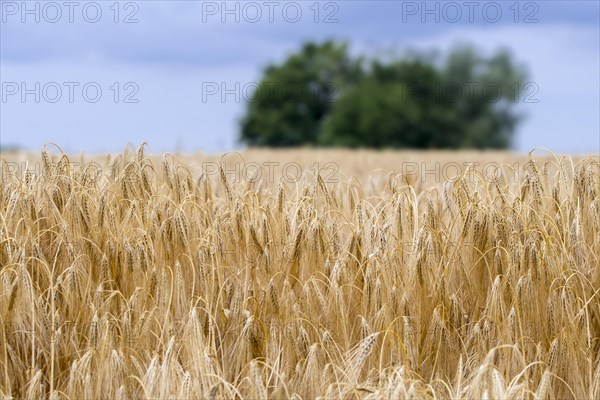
240 41 361 147
240 41 528 149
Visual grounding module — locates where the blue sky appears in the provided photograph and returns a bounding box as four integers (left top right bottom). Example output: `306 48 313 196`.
1 0 599 154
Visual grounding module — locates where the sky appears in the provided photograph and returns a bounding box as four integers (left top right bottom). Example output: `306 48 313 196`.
1 0 599 154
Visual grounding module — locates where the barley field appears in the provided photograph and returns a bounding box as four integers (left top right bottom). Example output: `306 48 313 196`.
0 145 599 399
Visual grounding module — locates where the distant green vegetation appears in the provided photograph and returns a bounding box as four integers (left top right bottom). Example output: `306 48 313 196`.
0 144 21 153
240 41 528 149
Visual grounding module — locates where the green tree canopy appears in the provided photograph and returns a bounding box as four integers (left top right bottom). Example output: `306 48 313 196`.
240 41 362 147
240 41 528 149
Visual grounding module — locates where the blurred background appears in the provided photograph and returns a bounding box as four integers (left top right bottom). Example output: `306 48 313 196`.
0 0 598 154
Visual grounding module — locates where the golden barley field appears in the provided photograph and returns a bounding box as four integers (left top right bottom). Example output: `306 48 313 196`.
0 145 599 399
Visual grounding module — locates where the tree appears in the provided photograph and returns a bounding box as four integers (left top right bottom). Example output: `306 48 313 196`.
441 45 528 148
239 41 362 147
319 58 463 148
239 41 528 149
